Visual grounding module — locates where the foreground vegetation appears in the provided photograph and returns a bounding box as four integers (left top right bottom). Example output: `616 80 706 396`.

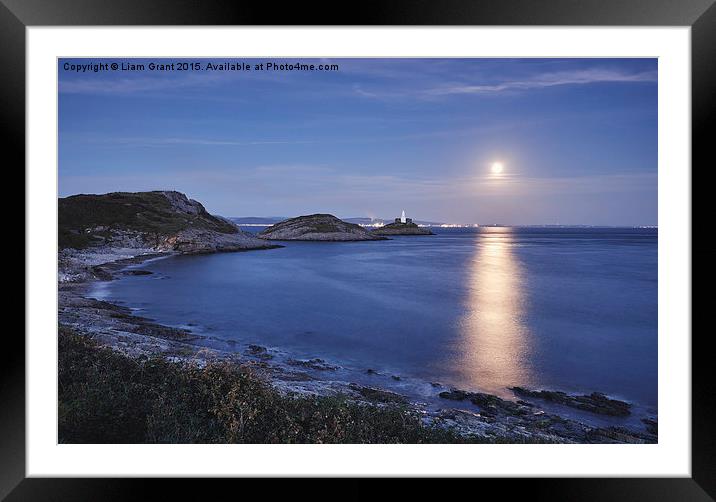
59 327 473 444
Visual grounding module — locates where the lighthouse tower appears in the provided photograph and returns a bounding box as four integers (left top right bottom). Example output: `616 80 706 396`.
400 210 406 224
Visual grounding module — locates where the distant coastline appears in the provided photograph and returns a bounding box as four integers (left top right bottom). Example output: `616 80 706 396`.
231 218 657 230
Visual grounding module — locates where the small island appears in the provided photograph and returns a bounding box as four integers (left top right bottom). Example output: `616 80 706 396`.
258 214 387 241
372 210 434 236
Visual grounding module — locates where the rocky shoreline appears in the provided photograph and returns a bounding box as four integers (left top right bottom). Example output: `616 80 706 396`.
58 249 657 444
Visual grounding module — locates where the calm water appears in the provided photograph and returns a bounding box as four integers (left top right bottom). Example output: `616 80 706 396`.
93 227 658 408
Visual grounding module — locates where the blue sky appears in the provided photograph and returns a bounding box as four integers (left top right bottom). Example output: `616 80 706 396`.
59 58 657 225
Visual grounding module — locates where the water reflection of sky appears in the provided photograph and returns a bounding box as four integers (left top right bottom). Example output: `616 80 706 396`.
456 228 532 396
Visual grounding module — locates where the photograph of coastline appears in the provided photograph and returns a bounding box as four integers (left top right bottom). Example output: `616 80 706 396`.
58 57 657 444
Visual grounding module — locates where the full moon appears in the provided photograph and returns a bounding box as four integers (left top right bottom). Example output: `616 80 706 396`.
491 162 504 175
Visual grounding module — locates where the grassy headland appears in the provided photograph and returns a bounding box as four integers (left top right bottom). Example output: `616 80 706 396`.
59 191 237 250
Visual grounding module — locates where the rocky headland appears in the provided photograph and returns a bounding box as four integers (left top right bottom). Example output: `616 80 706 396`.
372 221 434 236
258 214 387 241
59 190 280 282
60 190 276 253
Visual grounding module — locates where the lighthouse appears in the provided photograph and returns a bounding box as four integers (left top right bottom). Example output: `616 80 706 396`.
394 210 413 225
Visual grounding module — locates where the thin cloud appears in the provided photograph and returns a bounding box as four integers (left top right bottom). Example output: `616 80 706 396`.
58 72 227 95
61 166 656 201
352 85 379 98
426 69 657 96
71 120 531 150
354 68 657 100
108 137 318 147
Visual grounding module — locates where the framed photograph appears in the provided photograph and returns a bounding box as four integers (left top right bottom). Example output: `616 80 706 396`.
9 0 710 497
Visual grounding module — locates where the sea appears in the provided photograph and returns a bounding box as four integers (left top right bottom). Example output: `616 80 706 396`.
90 227 658 418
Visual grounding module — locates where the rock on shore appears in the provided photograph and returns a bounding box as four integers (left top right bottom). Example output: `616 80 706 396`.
437 387 652 443
258 214 387 241
59 190 277 254
371 221 434 236
510 387 631 416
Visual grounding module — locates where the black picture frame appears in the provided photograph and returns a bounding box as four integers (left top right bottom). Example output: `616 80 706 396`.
5 0 710 498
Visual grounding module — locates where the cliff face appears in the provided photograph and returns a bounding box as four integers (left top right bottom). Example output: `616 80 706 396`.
372 222 434 236
59 191 274 253
258 214 387 241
